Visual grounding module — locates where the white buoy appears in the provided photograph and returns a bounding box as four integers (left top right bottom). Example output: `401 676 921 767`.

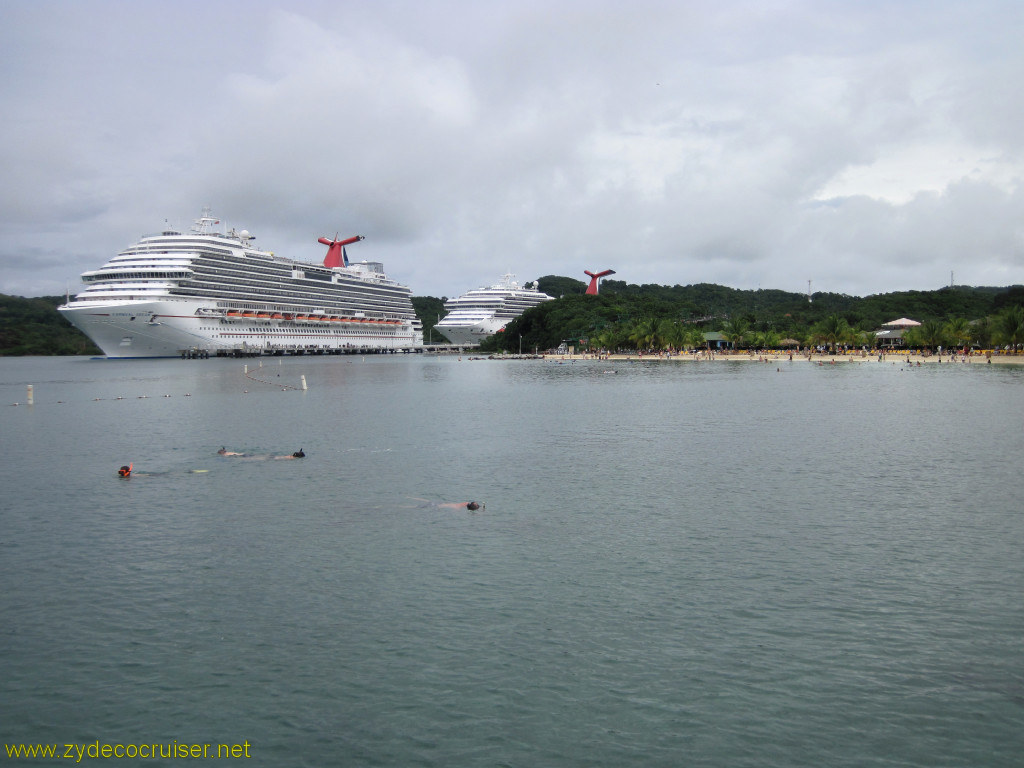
27 384 34 405
301 375 308 391
244 364 248 374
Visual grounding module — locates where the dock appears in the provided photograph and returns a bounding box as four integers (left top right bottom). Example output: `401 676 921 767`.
179 343 472 359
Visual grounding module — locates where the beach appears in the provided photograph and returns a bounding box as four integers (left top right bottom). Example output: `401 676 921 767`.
544 350 1024 365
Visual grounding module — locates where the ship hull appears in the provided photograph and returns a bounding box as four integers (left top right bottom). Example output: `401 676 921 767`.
435 317 504 346
60 298 419 358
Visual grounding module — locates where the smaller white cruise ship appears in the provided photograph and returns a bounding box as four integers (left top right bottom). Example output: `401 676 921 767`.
435 273 554 345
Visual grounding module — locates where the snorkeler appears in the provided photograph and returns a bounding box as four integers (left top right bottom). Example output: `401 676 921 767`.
219 448 304 459
117 463 133 478
410 498 483 510
271 449 305 460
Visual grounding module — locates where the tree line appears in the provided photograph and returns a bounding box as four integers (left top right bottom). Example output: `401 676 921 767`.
0 294 101 355
478 279 1024 354
3 281 1022 356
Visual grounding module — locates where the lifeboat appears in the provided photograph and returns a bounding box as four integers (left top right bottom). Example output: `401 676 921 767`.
271 313 284 319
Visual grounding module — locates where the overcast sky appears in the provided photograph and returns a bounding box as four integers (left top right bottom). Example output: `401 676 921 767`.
2 0 1023 300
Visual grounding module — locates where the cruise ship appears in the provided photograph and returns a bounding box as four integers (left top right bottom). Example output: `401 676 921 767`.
435 273 554 345
58 210 422 357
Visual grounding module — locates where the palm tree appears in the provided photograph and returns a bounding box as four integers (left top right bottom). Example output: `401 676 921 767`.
644 317 663 350
687 325 709 350
849 324 875 350
588 328 614 353
589 326 611 353
721 317 749 350
971 316 992 349
627 317 659 351
655 319 679 352
902 326 924 350
993 305 1024 352
657 318 682 351
945 317 971 347
814 314 850 352
749 330 780 350
919 319 948 352
945 317 972 350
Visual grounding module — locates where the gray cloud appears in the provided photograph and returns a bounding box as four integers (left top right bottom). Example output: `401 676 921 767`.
2 0 1022 301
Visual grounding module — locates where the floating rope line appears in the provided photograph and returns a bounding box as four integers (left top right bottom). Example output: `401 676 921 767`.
243 365 302 390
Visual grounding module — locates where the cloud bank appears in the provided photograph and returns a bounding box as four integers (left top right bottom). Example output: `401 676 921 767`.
1 0 1022 299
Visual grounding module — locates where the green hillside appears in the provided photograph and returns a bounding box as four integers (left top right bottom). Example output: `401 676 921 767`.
0 295 101 355
481 278 1024 353
3 282 1022 355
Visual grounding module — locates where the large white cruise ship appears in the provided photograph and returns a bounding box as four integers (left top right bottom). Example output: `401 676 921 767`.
58 210 423 358
435 273 554 345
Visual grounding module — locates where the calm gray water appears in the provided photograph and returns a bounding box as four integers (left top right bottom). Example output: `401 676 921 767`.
2 355 1022 767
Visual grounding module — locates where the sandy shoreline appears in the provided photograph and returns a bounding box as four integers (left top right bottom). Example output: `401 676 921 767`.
540 351 1024 365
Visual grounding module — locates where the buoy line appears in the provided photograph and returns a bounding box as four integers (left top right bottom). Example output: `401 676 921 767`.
243 367 302 390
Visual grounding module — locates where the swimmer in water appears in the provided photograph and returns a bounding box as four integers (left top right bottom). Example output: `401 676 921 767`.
411 498 483 510
116 463 206 478
219 447 304 459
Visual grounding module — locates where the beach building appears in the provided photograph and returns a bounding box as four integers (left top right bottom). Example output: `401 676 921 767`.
703 332 732 350
874 317 921 348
